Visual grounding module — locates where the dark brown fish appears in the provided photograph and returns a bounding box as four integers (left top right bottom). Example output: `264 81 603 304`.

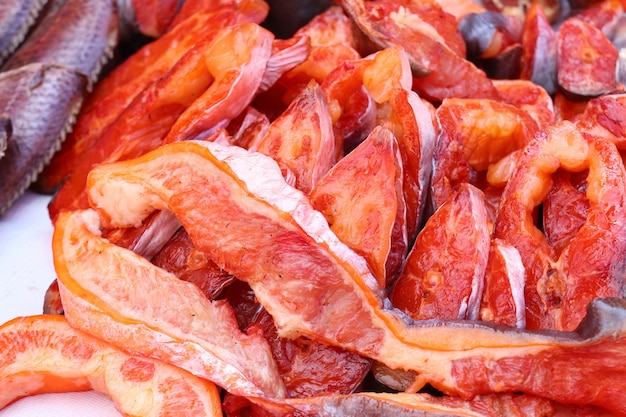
2 0 119 87
0 63 86 215
0 0 47 66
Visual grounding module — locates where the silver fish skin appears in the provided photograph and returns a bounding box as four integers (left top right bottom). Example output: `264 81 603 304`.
0 63 87 215
0 0 48 66
1 0 119 87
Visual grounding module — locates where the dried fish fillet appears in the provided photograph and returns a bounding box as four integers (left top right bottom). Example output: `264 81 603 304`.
85 140 626 414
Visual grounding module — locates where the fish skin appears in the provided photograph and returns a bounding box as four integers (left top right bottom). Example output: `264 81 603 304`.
0 63 87 215
1 0 119 87
0 0 118 215
0 115 10 159
0 0 48 66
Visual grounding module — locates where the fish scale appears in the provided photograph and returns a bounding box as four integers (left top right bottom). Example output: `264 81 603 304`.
1 0 119 87
0 0 47 66
0 63 86 215
0 0 118 215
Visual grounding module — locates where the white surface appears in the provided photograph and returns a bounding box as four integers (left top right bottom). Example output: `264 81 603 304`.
0 392 121 417
0 192 55 325
0 192 122 416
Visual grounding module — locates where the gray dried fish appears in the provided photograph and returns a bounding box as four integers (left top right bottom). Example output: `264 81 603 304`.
0 0 48 66
0 63 86 215
2 0 119 87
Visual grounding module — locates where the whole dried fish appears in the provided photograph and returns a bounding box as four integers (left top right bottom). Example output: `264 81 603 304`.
0 63 86 215
1 0 119 87
0 0 118 215
0 0 47 66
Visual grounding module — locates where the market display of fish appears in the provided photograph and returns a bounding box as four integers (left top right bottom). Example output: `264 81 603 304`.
1 0 626 416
